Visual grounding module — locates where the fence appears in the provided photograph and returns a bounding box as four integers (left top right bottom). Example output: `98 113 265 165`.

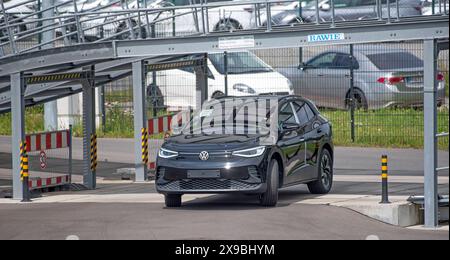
25 128 73 190
98 41 449 151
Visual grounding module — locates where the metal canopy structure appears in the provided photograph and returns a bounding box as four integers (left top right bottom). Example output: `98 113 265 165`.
0 54 206 113
0 0 448 228
0 16 448 76
2 51 208 200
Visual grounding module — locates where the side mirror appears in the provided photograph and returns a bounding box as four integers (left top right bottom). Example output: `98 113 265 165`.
320 3 331 11
281 122 301 131
298 62 307 71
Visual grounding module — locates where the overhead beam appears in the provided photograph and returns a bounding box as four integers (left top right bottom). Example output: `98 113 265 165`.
0 17 447 76
0 43 114 77
25 72 91 84
115 17 449 57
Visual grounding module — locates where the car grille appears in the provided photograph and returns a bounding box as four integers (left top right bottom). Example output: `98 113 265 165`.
158 179 260 191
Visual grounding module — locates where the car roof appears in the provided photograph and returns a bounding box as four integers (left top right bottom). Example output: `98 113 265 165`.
326 44 413 55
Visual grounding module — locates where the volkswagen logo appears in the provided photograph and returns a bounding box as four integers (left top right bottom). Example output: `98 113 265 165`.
199 151 210 161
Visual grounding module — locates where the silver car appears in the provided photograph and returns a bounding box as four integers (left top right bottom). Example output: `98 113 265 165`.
278 46 446 110
267 0 423 26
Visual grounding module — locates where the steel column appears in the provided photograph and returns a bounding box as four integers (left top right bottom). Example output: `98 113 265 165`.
82 68 96 189
132 61 148 182
42 0 58 131
423 39 439 228
349 44 356 142
100 85 106 131
194 55 208 109
224 51 228 96
10 72 25 200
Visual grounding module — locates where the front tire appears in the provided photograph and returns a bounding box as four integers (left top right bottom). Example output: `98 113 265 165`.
165 194 182 208
214 19 242 32
260 160 279 207
116 20 146 40
308 149 333 194
346 88 368 111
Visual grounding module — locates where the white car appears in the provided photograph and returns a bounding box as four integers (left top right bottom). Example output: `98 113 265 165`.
148 51 294 110
70 0 256 41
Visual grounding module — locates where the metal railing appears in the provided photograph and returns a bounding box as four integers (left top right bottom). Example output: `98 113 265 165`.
1 0 449 57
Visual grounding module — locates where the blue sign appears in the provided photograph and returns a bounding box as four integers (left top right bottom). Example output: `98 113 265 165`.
308 33 345 43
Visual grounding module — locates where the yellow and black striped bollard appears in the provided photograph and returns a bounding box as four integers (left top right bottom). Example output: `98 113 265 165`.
380 155 390 204
90 134 98 172
20 141 31 202
141 128 149 165
94 134 98 171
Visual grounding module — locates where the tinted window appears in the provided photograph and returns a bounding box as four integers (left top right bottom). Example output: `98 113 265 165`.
304 103 316 121
308 53 337 68
179 66 214 79
334 53 359 69
209 52 273 75
279 103 297 125
358 0 377 6
366 52 423 70
293 102 310 126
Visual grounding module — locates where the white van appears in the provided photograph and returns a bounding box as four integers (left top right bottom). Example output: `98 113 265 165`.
148 51 294 110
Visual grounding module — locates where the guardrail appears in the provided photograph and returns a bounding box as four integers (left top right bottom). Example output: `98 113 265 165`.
1 0 449 57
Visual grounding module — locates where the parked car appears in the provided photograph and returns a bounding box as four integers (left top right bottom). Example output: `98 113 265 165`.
156 95 334 207
149 51 294 110
278 46 446 110
0 0 36 41
265 0 423 26
63 0 256 41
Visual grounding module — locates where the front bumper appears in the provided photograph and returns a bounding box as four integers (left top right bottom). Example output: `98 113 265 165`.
156 155 268 194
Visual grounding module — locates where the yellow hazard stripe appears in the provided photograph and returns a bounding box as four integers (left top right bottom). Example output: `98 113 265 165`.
26 73 87 84
382 174 388 179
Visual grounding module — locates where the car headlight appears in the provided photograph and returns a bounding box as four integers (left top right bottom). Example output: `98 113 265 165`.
158 148 178 159
233 84 256 94
232 146 266 158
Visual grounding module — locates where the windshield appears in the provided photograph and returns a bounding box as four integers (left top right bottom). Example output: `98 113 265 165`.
366 52 423 70
179 98 276 136
209 52 273 75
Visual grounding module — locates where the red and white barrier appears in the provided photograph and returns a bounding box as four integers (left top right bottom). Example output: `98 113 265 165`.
25 130 71 152
147 113 187 136
148 115 173 136
28 175 70 190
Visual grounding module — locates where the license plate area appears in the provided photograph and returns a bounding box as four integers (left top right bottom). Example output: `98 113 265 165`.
406 76 423 86
187 170 221 179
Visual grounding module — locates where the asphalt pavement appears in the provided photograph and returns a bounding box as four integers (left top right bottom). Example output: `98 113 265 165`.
0 198 447 240
0 136 448 240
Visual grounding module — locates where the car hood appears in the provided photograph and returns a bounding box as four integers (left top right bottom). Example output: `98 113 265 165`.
164 134 265 152
226 71 291 91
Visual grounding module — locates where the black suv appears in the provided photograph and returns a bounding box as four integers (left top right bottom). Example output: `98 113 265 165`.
156 95 334 207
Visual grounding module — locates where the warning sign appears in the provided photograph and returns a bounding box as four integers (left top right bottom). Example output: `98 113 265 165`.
39 151 47 169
